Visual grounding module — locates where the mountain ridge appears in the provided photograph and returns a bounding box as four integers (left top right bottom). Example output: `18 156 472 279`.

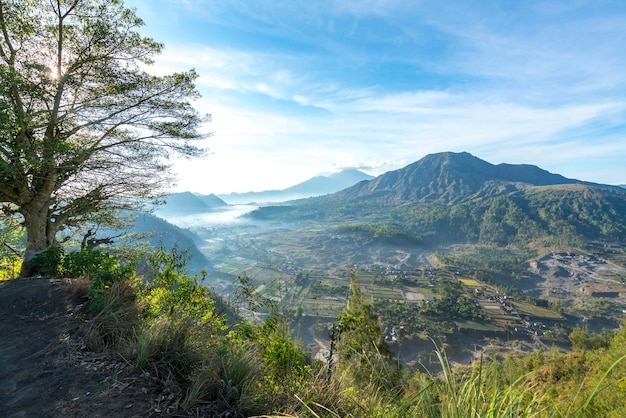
155 192 227 216
219 168 374 204
249 151 626 246
333 151 595 204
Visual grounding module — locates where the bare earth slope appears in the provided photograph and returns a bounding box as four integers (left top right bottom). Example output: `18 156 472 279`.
0 278 163 417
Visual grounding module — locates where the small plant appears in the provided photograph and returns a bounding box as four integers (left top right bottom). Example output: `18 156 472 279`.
0 255 21 281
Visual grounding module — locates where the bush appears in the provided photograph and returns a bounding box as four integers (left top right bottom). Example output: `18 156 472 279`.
0 254 21 280
31 246 65 276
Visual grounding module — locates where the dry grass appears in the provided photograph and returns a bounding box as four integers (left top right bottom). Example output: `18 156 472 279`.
84 279 140 351
64 275 92 298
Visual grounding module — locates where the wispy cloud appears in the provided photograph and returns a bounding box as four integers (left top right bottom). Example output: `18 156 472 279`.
127 0 626 192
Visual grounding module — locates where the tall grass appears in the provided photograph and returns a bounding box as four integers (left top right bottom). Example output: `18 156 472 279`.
276 341 626 418
84 278 140 351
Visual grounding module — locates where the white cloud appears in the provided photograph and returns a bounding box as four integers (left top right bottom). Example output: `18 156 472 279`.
126 0 626 193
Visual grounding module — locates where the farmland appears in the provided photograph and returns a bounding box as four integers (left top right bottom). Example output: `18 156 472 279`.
183 217 626 364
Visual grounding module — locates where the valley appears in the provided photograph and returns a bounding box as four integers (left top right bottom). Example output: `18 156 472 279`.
166 211 626 367
153 152 626 369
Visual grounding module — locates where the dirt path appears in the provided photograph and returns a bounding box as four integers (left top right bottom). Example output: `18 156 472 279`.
0 278 166 417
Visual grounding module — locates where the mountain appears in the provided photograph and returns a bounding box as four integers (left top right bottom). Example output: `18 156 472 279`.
127 212 212 275
333 151 587 204
219 169 374 204
250 152 626 246
155 192 227 216
284 168 374 195
196 193 229 207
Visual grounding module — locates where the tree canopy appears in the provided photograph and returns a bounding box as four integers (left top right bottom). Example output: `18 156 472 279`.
0 0 208 276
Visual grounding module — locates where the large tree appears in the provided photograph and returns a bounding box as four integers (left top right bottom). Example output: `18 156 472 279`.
0 0 208 276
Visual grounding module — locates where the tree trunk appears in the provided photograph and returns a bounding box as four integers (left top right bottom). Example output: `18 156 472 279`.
19 203 59 278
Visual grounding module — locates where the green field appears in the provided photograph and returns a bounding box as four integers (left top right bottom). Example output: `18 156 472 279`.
511 301 564 319
459 277 482 287
455 320 503 332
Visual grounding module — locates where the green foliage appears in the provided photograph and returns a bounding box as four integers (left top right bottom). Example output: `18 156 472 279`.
569 327 615 351
249 182 626 255
0 0 207 276
66 248 134 287
31 247 65 276
39 243 626 416
228 314 312 411
435 245 533 278
110 246 227 395
30 246 136 314
0 216 23 280
0 255 20 281
332 270 401 398
338 223 421 243
141 269 219 326
422 278 483 321
31 246 131 281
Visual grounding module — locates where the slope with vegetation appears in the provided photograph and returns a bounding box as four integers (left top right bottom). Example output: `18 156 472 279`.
1 0 625 414
250 152 626 246
1 248 624 416
234 152 626 371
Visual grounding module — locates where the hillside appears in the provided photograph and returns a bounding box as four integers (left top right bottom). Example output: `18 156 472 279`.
3 271 625 417
155 192 227 216
249 152 626 247
332 151 587 204
0 278 163 416
128 212 213 275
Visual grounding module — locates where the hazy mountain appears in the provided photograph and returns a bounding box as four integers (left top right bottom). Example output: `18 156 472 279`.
155 192 227 216
219 168 374 204
250 152 626 246
196 193 229 207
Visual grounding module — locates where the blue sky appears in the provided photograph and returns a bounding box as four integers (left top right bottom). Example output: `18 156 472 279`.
126 0 626 194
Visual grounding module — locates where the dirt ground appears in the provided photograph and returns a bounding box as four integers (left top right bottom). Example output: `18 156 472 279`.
0 278 173 418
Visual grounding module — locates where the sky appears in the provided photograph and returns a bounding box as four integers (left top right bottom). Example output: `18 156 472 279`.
125 0 626 194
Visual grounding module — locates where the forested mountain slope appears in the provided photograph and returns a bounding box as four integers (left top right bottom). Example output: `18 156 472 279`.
250 152 626 247
332 151 596 204
128 212 212 273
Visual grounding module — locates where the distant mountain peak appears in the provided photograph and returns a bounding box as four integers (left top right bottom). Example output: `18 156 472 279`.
334 151 583 204
219 168 374 204
156 191 227 216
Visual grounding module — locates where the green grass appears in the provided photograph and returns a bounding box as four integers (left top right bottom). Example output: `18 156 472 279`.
455 320 503 332
511 301 564 319
459 277 483 287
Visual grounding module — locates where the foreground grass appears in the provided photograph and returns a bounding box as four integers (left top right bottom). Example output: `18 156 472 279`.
47 247 626 416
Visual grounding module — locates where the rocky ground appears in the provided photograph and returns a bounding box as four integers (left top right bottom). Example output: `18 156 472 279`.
528 252 626 303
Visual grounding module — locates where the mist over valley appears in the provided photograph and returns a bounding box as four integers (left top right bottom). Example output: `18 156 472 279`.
146 152 626 365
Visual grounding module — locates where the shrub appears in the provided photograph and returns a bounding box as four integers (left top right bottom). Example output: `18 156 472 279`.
0 254 21 281
31 246 65 276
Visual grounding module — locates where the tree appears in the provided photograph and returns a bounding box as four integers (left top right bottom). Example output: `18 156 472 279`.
0 0 208 276
333 269 398 392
